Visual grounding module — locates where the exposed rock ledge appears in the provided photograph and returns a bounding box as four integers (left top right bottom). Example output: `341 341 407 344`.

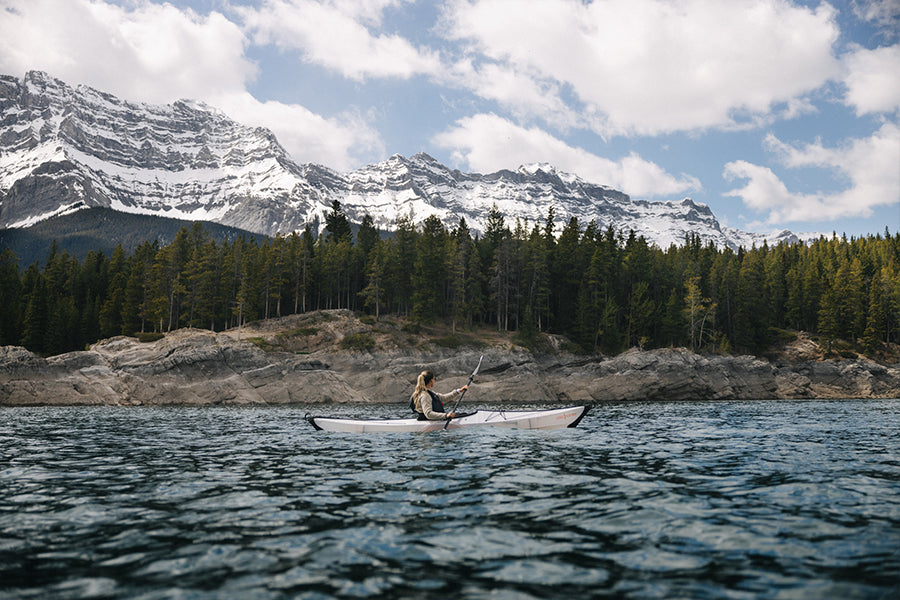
2 314 897 406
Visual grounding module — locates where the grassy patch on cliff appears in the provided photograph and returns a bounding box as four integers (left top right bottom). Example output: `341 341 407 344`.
223 309 898 364
226 310 524 355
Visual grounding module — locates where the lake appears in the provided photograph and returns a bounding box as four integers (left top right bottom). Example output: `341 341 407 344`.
1 399 898 599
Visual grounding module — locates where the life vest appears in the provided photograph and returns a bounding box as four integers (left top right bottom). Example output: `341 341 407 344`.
409 390 443 417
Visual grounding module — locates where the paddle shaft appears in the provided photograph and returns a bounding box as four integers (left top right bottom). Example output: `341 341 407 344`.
444 355 483 429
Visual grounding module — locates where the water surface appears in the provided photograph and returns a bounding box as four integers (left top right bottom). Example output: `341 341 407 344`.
1 399 898 599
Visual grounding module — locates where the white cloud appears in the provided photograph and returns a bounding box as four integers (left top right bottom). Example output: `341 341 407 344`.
852 0 900 40
724 121 900 223
0 0 384 171
0 0 254 105
441 0 841 136
433 113 701 198
235 0 441 80
841 43 900 115
441 59 577 130
217 92 384 170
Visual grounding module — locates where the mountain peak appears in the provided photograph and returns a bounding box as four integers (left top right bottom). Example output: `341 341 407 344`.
518 162 556 175
0 71 812 250
411 151 439 163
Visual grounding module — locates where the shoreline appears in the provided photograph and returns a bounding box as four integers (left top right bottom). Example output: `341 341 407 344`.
2 311 898 406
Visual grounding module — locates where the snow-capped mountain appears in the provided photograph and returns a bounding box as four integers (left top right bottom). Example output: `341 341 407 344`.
0 71 806 250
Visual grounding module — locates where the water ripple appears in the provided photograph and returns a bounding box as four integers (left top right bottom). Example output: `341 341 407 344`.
1 400 898 599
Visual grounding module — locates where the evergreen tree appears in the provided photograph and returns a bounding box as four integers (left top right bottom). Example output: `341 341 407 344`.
801 255 823 332
627 280 654 349
623 232 654 349
357 213 379 259
412 215 447 321
784 263 804 331
191 239 224 329
484 204 508 250
76 250 107 347
491 236 515 331
525 223 552 332
261 235 289 319
20 267 48 353
551 217 581 336
99 245 128 338
289 229 314 314
360 240 388 319
445 221 471 333
464 233 486 326
324 200 353 243
734 250 768 352
124 241 158 334
764 245 787 327
0 249 22 345
840 257 866 341
389 215 417 316
863 267 886 352
660 287 686 346
817 276 841 352
684 275 716 352
148 231 188 331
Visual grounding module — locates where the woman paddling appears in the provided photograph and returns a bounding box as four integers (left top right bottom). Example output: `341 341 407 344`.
410 370 468 421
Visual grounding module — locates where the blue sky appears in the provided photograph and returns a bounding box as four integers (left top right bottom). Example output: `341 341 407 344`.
1 0 898 237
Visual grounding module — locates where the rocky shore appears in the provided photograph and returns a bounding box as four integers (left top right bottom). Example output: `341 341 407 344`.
2 310 898 406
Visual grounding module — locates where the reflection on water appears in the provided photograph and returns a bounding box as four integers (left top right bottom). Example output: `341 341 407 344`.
1 400 898 599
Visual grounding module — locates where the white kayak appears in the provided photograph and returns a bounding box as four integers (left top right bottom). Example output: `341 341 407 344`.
305 404 591 433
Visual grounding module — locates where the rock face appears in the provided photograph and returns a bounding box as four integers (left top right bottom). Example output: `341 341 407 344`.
0 330 357 406
1 316 897 406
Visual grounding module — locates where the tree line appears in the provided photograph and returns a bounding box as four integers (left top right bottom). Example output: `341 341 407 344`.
1 201 898 358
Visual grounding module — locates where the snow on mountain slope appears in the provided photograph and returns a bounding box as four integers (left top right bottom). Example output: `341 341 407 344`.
0 71 335 234
0 71 811 250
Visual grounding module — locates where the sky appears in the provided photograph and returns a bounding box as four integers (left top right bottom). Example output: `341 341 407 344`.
0 0 898 238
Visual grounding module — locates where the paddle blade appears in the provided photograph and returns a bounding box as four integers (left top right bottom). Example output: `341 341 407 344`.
471 354 484 380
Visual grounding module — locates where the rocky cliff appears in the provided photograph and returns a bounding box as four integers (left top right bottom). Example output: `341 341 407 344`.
1 311 897 406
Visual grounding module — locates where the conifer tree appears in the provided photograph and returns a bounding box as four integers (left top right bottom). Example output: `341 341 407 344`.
324 200 353 243
684 275 715 352
99 245 128 338
413 215 448 322
389 216 417 316
491 236 515 331
0 249 22 345
444 234 464 334
123 241 157 334
357 213 379 259
734 250 767 351
289 229 314 314
840 257 866 341
20 267 48 353
863 268 886 352
360 240 388 320
817 276 841 352
464 234 486 326
551 217 581 335
525 224 551 331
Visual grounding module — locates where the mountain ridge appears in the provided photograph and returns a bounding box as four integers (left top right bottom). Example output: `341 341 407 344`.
0 207 260 267
1 71 812 250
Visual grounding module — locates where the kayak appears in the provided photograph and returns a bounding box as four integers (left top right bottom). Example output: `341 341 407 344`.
305 404 591 433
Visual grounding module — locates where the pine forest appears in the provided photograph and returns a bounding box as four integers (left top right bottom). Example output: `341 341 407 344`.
2 202 899 359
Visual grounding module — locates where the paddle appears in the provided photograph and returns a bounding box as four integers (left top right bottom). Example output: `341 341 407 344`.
443 354 483 430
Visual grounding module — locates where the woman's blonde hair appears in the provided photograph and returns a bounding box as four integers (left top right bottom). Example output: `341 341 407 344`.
411 370 434 404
